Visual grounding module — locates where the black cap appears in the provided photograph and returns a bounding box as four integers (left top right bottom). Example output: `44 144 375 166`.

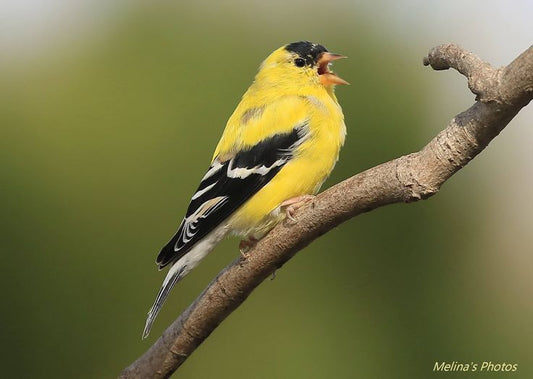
285 41 328 66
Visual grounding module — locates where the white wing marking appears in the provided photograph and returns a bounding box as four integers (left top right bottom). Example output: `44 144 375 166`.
174 196 228 250
191 182 217 200
201 160 224 181
226 158 286 179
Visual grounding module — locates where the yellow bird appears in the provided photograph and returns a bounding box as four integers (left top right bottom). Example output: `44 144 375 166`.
143 41 348 338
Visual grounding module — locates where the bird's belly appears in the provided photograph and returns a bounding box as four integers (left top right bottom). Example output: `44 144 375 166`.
228 142 340 238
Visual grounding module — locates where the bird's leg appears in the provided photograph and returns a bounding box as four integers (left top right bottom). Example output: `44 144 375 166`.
239 237 258 259
280 194 316 222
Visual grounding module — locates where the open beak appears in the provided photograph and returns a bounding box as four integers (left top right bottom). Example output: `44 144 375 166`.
317 52 349 86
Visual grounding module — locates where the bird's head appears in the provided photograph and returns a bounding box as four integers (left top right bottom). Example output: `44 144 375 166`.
255 41 348 91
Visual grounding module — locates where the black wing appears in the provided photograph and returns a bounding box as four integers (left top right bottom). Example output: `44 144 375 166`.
156 122 309 268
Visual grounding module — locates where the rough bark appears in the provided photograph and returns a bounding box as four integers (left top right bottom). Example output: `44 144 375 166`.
120 43 533 379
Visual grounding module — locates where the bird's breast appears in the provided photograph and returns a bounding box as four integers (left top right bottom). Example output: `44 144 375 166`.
229 97 345 238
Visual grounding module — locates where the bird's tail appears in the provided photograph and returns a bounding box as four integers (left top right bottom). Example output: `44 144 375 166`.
142 225 228 339
142 260 188 339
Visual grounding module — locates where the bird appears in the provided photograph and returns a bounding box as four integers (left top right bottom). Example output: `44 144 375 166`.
143 41 348 338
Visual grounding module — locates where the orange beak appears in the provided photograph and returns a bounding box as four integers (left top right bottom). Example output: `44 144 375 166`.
317 52 349 86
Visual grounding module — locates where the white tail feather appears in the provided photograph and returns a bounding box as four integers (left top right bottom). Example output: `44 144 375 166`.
142 225 228 339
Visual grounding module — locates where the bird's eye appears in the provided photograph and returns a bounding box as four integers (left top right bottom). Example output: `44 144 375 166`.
294 58 306 67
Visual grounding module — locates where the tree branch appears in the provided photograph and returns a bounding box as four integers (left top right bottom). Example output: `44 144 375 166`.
120 43 533 379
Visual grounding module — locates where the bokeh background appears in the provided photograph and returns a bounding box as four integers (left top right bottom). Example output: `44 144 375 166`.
1 1 532 378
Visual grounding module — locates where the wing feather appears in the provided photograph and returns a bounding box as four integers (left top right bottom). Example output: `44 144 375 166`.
156 121 309 268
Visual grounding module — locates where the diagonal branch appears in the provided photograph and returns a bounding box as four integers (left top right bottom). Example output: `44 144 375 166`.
120 43 533 379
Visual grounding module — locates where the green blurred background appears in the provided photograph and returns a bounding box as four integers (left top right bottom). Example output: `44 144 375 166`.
1 1 532 378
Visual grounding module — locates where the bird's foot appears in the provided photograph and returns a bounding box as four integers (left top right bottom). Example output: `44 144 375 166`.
239 237 258 259
280 195 316 223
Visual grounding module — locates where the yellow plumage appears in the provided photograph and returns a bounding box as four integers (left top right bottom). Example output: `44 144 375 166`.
216 45 346 237
143 41 347 338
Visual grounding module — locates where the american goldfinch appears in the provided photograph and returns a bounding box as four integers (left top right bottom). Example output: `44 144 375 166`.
143 41 347 338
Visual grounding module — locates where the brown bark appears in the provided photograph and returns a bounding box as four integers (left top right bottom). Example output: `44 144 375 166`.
120 43 533 379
